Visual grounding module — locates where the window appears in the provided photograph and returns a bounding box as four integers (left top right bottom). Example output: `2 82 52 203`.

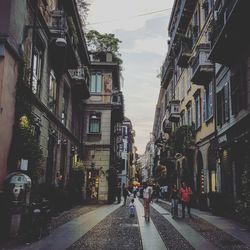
208 82 213 118
89 114 101 133
192 8 200 43
217 82 230 127
187 68 191 92
181 110 185 126
187 102 192 126
32 49 43 96
171 80 175 98
203 82 213 121
194 93 201 129
62 84 69 126
90 73 102 93
181 79 185 100
203 0 211 21
48 70 57 113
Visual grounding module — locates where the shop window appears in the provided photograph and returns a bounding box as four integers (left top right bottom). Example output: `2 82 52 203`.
90 73 102 93
210 170 217 192
89 113 101 133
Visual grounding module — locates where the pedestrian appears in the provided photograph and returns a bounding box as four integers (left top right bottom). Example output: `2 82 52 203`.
116 183 121 204
122 183 129 206
179 182 192 218
143 181 153 221
170 184 179 218
155 182 160 202
133 186 137 198
163 185 168 200
129 198 136 217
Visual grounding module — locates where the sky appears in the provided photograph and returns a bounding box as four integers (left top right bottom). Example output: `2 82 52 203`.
86 0 174 154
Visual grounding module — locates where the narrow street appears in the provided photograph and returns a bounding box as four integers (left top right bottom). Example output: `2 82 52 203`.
2 197 250 250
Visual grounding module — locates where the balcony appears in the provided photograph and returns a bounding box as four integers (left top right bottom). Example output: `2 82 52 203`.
161 57 174 87
176 39 192 68
209 0 250 66
49 10 67 36
68 67 90 99
191 45 213 85
111 89 123 107
168 0 197 53
162 119 172 134
169 100 180 122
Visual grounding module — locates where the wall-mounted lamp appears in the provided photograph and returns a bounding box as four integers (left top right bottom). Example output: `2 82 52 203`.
55 37 67 47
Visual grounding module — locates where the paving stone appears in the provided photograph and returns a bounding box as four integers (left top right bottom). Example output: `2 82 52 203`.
50 205 101 232
158 201 250 250
67 204 142 250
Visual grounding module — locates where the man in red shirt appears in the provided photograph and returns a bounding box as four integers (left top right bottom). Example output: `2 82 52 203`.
179 182 192 218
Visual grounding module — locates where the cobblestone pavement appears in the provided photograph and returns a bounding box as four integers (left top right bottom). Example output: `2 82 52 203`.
67 203 142 250
157 201 250 250
150 206 194 250
50 204 101 232
137 198 194 250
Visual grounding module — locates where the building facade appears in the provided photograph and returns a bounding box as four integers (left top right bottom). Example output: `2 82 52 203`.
0 0 91 238
83 52 124 203
154 0 250 219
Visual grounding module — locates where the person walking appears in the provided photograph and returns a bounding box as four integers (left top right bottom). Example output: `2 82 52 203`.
179 182 192 218
163 185 168 200
129 198 136 217
122 183 129 206
143 181 153 221
155 182 160 202
133 186 137 198
170 184 179 218
116 183 122 204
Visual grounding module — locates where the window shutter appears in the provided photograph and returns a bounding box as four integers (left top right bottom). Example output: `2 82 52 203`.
203 89 206 122
217 91 222 126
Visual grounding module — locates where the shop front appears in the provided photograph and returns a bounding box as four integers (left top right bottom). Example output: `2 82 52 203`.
215 116 250 216
86 168 99 202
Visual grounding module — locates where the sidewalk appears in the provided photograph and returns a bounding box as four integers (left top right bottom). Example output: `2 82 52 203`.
159 199 250 247
134 199 167 250
7 204 120 250
152 202 217 250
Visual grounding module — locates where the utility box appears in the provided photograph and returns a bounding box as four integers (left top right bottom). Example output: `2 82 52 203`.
4 172 32 237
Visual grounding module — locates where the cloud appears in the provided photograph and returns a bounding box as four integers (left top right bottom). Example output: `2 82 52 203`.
87 0 173 33
121 36 167 55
